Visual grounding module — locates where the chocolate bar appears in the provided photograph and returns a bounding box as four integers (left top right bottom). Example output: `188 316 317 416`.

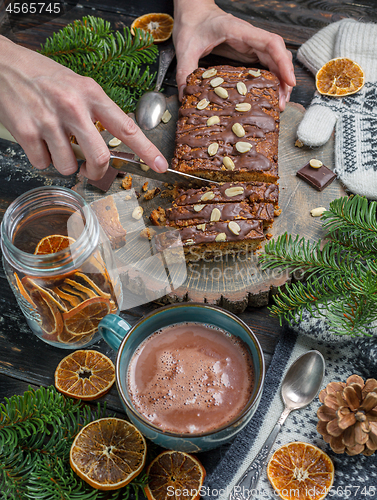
296 162 336 191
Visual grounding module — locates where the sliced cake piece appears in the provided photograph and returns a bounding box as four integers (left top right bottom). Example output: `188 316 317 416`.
172 181 279 206
151 202 274 229
154 219 264 262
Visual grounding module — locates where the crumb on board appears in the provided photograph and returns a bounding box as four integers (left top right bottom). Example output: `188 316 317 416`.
266 233 273 240
144 187 161 201
139 227 157 240
142 181 149 192
160 189 174 198
150 206 166 226
274 207 282 216
121 175 132 190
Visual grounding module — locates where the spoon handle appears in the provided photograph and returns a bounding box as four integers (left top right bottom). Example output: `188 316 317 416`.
155 44 176 92
229 407 291 500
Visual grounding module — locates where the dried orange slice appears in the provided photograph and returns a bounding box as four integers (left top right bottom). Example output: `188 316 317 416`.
13 272 36 307
267 442 334 500
57 328 93 345
62 296 111 336
316 57 365 96
131 13 174 43
145 451 206 500
34 234 75 255
30 289 64 337
54 286 82 309
55 349 115 400
70 417 146 490
23 277 69 312
74 272 112 300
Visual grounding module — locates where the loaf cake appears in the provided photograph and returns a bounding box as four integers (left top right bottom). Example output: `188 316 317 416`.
152 65 280 261
171 65 280 183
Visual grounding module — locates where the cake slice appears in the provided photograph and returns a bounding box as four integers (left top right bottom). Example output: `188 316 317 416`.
151 202 274 229
172 181 279 206
154 219 264 262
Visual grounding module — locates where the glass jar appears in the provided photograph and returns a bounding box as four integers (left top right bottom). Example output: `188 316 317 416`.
1 186 121 349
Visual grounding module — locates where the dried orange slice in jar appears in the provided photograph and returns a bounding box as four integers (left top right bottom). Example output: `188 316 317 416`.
131 13 174 43
145 451 206 500
267 442 334 500
13 272 36 308
62 296 111 336
23 277 69 313
316 57 365 96
70 417 146 490
55 349 115 400
30 288 64 338
34 235 75 255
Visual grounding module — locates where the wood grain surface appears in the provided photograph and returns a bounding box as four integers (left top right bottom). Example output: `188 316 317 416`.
75 98 346 313
0 0 372 419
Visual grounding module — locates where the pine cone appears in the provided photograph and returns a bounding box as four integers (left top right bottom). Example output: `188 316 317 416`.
317 375 377 456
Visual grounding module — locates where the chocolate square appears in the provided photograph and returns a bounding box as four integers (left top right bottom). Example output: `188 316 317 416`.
87 165 119 192
296 162 336 191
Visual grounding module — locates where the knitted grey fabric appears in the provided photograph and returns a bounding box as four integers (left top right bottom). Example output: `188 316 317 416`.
297 19 377 200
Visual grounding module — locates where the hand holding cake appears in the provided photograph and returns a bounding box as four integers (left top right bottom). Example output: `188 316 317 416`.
173 0 296 109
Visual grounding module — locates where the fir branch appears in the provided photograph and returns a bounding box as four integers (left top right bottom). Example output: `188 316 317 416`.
269 277 348 324
0 386 147 500
260 195 377 336
322 195 377 254
38 16 158 113
260 234 360 280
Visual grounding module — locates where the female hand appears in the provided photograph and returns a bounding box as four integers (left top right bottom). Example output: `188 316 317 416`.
173 0 295 110
0 36 168 180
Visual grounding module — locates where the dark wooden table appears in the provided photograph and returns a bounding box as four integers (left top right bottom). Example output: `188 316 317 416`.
0 0 376 473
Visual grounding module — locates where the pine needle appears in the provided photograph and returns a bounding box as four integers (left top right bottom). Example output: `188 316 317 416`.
260 195 377 336
38 16 159 113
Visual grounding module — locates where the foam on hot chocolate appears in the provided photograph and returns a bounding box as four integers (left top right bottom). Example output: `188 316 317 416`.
127 322 254 434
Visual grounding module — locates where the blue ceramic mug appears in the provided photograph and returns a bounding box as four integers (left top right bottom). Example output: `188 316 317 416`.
98 303 265 453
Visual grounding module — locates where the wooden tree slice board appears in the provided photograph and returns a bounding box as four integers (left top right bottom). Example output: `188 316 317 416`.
75 97 346 313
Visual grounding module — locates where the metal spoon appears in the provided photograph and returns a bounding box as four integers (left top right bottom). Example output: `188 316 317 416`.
230 350 325 500
136 44 175 130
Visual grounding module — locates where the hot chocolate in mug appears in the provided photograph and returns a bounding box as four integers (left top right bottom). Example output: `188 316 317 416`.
98 303 265 452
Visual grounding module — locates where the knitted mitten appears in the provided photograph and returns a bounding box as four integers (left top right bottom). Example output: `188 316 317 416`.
297 19 377 200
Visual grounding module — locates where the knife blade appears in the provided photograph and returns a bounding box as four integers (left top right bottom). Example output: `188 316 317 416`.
109 151 219 186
